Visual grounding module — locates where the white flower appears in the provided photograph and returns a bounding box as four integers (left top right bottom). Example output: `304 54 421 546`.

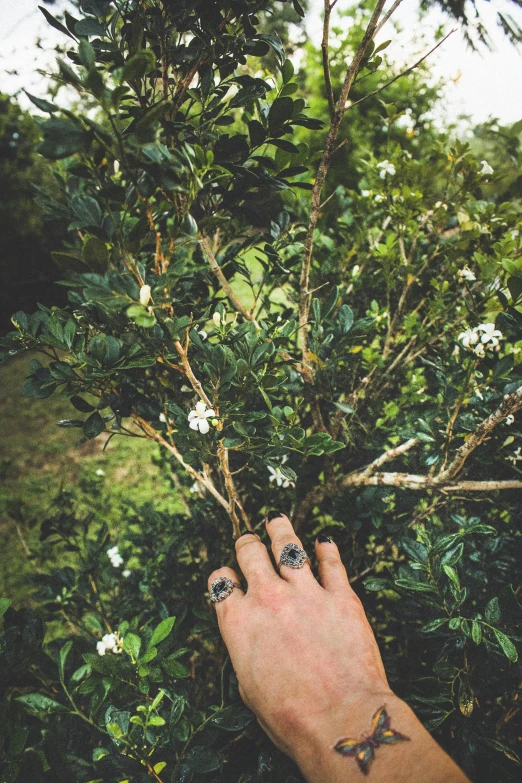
452 344 460 357
477 323 503 348
107 545 124 568
458 266 476 282
377 160 396 179
212 311 221 328
508 446 522 464
188 400 216 434
189 481 200 493
97 632 122 656
352 265 360 277
434 201 447 210
480 160 494 176
198 330 208 340
361 190 371 197
95 468 105 476
113 160 120 174
268 465 295 488
159 412 167 423
122 569 131 578
458 328 479 348
139 285 151 307
506 415 515 425
374 194 385 203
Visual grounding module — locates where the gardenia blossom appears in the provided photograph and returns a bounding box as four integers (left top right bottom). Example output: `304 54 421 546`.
374 194 385 203
213 311 221 328
268 462 295 488
458 266 476 282
107 545 124 568
360 190 371 197
458 324 503 356
505 415 515 425
96 632 123 656
188 401 216 434
480 160 494 176
139 284 151 306
122 569 131 578
507 446 522 465
377 160 396 179
477 323 503 349
198 330 208 340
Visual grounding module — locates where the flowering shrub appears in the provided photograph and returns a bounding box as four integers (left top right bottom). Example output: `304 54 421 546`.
1 1 522 782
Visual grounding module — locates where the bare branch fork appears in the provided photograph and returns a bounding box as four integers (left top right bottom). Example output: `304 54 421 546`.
295 388 522 526
199 234 259 328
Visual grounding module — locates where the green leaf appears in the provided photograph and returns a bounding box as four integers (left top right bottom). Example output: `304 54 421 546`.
338 304 354 333
421 618 449 633
78 39 96 69
148 616 176 649
38 118 89 159
267 138 299 154
211 704 254 731
72 195 102 227
186 746 220 774
82 235 109 271
281 59 294 84
363 578 391 591
148 715 166 726
442 564 460 589
0 598 12 617
493 629 518 662
59 641 73 681
75 18 105 37
471 620 482 644
485 596 501 625
123 633 142 660
126 305 156 328
38 5 76 40
24 91 57 113
268 97 294 131
16 693 66 715
83 412 105 440
70 396 95 413
122 50 156 82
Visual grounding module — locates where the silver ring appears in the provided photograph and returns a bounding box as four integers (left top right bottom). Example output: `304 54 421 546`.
209 577 244 603
278 542 310 570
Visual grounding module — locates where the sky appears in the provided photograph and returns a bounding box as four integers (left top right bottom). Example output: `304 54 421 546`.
1 0 521 128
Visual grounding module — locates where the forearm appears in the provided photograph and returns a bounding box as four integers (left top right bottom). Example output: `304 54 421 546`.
289 694 471 783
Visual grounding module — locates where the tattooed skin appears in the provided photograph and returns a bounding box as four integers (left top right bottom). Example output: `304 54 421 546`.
332 705 410 776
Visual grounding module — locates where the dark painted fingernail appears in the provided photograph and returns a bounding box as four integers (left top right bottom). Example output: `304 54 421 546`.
243 530 257 536
317 533 333 543
267 511 284 522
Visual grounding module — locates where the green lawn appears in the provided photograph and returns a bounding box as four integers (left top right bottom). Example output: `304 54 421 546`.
0 353 184 601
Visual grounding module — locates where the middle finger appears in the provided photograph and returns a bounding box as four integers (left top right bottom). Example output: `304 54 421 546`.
265 513 316 584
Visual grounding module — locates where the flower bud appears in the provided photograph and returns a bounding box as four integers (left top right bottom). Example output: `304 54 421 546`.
139 285 151 307
211 418 219 427
213 311 221 328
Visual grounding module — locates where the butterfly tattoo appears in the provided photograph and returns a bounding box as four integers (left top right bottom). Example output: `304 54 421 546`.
332 705 410 776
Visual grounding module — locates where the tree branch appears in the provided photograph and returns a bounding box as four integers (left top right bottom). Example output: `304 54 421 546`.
437 386 522 481
322 0 335 118
200 234 259 327
298 0 388 380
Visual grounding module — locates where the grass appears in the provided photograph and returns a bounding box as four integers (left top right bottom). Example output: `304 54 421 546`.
0 352 185 602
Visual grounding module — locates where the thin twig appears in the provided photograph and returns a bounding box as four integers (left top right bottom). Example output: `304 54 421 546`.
200 235 259 327
298 0 388 380
322 0 336 118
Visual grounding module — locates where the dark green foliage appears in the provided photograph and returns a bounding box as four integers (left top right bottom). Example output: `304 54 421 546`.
1 1 522 781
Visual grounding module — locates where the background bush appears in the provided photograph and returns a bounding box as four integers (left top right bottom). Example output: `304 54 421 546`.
1 1 522 781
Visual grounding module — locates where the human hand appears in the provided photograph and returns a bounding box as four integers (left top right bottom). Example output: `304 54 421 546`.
207 514 470 783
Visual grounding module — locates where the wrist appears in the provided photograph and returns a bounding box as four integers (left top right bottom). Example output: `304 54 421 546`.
288 692 470 783
290 688 401 781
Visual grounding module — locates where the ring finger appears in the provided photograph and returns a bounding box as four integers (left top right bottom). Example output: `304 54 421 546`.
265 512 315 584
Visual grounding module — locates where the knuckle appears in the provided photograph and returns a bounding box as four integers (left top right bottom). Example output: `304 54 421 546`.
207 568 228 587
235 534 261 552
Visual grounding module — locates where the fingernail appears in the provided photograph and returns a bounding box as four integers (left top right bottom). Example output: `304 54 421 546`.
317 533 333 543
266 511 284 522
